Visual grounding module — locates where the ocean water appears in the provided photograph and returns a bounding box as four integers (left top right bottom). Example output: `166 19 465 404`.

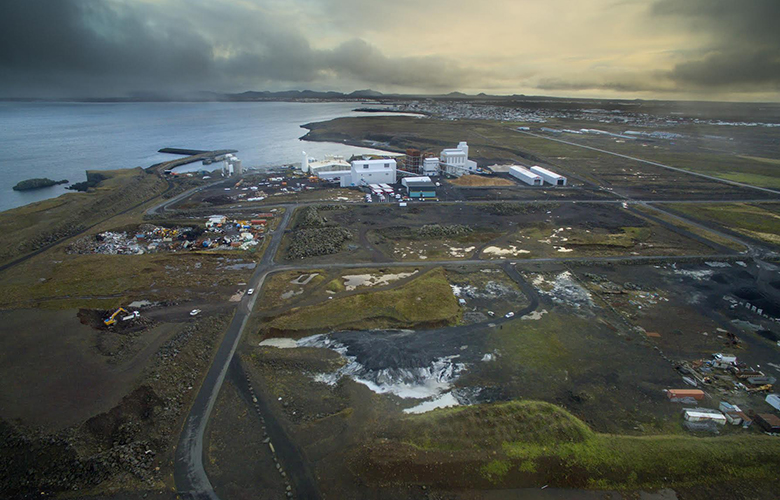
0 101 410 212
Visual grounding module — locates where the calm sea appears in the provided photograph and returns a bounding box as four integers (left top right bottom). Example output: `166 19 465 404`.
0 101 408 212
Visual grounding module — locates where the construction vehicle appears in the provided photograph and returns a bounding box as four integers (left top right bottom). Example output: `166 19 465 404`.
104 308 128 326
747 384 773 393
122 311 140 321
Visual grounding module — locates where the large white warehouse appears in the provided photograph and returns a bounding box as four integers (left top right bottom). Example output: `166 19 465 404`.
530 166 567 186
509 166 542 186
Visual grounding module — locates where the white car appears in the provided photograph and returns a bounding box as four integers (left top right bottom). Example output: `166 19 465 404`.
505 312 515 318
190 309 201 316
247 288 255 295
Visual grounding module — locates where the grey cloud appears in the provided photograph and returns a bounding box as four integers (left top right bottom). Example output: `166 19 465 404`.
0 0 468 97
652 0 780 90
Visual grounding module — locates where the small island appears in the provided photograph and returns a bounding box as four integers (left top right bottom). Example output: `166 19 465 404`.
12 178 69 191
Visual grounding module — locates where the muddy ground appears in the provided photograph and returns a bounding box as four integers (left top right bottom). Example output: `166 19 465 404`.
278 202 727 263
206 259 780 498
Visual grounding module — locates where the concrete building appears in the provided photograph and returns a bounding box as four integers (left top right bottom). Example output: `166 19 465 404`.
440 141 477 177
422 157 440 176
343 158 397 187
530 166 566 186
402 176 436 198
509 166 543 186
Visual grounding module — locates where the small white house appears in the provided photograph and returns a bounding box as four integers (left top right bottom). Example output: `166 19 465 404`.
509 166 543 186
530 166 566 186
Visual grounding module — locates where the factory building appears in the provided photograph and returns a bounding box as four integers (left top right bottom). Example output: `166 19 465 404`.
530 166 567 186
440 141 477 177
222 154 243 177
342 158 397 187
422 157 440 176
509 166 543 186
300 152 351 175
402 176 437 198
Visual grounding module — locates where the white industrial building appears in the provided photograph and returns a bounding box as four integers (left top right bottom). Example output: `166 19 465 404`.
422 157 440 176
300 152 351 176
222 154 243 177
509 166 543 186
440 142 477 177
324 158 397 187
530 166 567 186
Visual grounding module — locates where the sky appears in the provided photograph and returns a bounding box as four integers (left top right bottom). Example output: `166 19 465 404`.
1 0 779 101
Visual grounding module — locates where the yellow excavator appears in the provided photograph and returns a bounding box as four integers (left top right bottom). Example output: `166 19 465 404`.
104 308 128 326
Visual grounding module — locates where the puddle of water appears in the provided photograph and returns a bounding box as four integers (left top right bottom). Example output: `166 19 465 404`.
342 271 418 291
281 289 304 300
223 262 257 271
128 300 154 308
483 245 530 257
522 309 548 320
403 392 460 414
259 338 299 348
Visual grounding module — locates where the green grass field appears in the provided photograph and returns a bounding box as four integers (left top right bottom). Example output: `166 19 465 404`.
267 267 460 334
374 400 780 490
666 203 780 245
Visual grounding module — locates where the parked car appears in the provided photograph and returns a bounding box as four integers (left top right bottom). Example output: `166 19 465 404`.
247 288 255 295
190 309 201 316
505 312 515 318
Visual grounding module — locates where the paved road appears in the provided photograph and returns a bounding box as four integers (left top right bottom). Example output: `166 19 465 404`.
173 207 293 499
516 130 780 196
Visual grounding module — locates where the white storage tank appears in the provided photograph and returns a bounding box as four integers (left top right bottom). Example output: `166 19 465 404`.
509 166 543 186
530 166 567 186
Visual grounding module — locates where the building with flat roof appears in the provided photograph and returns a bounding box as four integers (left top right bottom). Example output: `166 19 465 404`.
422 157 440 176
402 176 436 198
344 158 397 187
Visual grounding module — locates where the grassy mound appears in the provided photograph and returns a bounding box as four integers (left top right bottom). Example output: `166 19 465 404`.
400 401 593 451
359 400 780 491
267 268 459 334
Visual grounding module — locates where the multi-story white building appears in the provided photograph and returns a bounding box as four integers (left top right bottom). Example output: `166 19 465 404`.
343 159 397 187
440 142 477 177
422 157 440 176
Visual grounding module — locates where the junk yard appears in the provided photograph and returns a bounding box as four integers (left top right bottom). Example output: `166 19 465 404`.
2 99 780 500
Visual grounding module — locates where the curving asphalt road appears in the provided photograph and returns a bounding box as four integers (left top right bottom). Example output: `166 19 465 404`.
173 207 293 499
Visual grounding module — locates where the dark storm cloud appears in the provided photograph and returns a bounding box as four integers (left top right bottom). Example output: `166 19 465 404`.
652 0 780 90
0 0 467 97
